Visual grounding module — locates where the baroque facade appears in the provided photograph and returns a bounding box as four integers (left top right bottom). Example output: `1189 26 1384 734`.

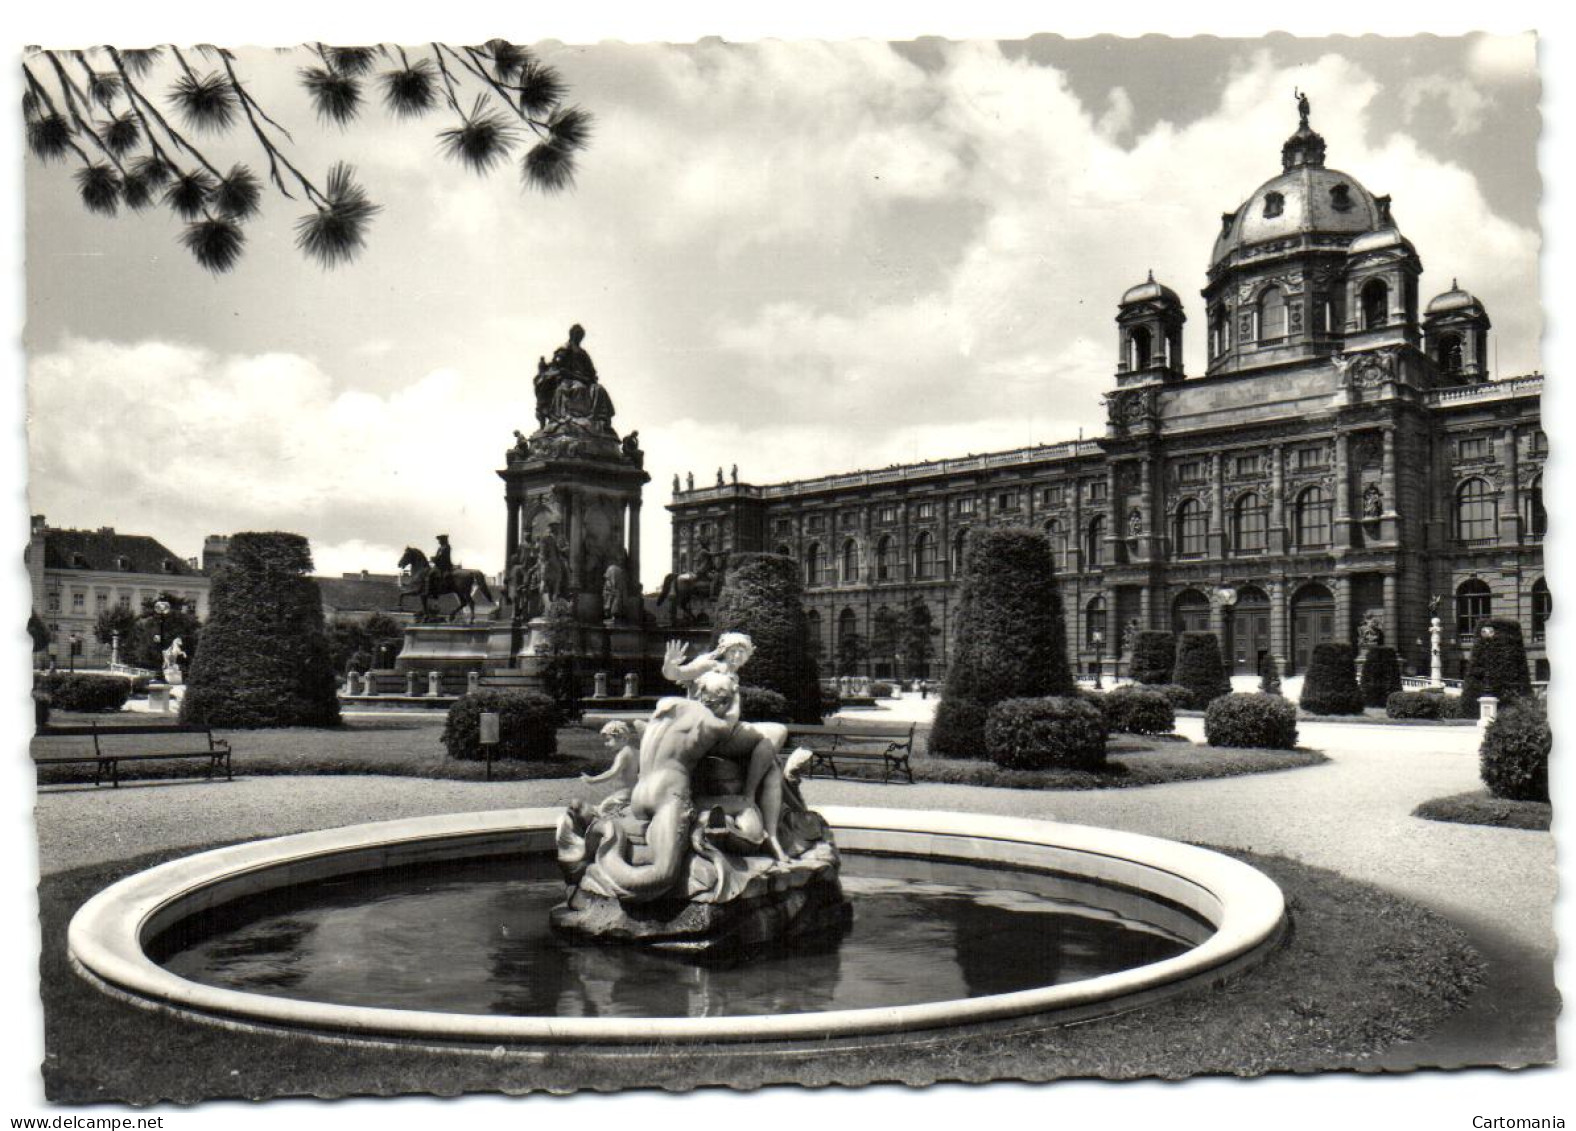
668 109 1547 683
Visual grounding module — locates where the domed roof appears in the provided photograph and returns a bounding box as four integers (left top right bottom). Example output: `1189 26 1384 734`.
1348 227 1409 256
1212 163 1386 266
1120 270 1180 307
1426 279 1484 316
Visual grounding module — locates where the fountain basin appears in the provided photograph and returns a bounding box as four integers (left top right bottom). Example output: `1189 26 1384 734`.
69 806 1285 1045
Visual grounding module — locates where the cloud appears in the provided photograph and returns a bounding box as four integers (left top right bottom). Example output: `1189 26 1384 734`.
1468 33 1538 83
1400 74 1490 136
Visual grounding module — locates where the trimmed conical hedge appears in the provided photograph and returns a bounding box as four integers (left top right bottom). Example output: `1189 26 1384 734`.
930 527 1072 757
713 552 823 724
1359 645 1403 708
1129 630 1176 685
180 532 341 728
1170 632 1232 709
1298 642 1364 716
1480 698 1550 802
1460 619 1533 720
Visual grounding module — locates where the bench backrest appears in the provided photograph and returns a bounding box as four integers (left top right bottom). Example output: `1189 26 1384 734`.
39 724 220 738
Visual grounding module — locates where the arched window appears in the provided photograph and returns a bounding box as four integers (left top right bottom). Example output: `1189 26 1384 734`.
1456 579 1493 641
1532 578 1552 642
1175 498 1207 558
1128 326 1152 370
875 535 893 582
1295 486 1332 548
1437 332 1464 378
1085 515 1105 569
1258 286 1287 341
951 528 969 575
1233 493 1268 554
1086 595 1108 647
1361 279 1389 330
1043 519 1064 572
1172 589 1210 634
805 543 825 587
1455 478 1497 544
841 539 860 583
1263 191 1284 218
1523 475 1547 539
911 531 938 580
1210 306 1230 358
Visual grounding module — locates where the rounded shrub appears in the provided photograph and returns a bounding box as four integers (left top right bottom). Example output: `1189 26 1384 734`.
1205 693 1299 750
931 527 1072 758
1298 643 1364 716
1170 632 1232 710
180 532 340 729
1386 690 1443 720
442 689 558 762
983 696 1107 771
1101 686 1175 735
1479 699 1550 802
42 673 131 713
712 553 822 724
740 684 792 723
1359 645 1403 708
1460 619 1533 721
868 681 895 698
1149 683 1196 711
1129 630 1176 686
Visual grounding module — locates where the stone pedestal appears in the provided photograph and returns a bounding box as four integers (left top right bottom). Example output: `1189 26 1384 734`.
405 671 418 696
593 671 609 698
427 671 442 696
467 671 480 695
1479 695 1499 729
623 672 640 698
147 683 171 713
1429 617 1444 687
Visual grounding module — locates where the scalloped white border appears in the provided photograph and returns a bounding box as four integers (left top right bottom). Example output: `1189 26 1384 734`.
68 806 1285 1044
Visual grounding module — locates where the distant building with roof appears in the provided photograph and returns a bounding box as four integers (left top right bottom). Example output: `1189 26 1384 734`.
25 514 211 667
314 570 413 624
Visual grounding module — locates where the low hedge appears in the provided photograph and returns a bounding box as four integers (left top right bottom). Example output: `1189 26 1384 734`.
1149 683 1197 711
1387 691 1443 720
1100 686 1175 735
1480 700 1551 803
1204 693 1299 750
40 673 131 713
984 696 1107 771
869 681 895 698
740 685 792 723
442 689 558 762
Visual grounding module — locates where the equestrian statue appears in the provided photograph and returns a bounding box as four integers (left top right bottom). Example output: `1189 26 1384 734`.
399 535 496 623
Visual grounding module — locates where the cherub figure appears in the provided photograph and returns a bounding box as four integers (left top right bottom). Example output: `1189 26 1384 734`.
583 720 644 813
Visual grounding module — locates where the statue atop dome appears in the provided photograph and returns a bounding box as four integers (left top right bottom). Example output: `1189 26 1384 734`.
1295 87 1310 130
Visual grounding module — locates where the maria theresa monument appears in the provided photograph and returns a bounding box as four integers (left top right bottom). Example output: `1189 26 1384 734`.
668 101 1548 685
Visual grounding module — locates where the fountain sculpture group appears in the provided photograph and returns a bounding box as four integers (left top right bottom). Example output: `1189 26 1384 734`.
553 633 850 956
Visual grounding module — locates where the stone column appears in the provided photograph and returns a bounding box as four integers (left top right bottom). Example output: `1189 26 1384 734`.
1383 572 1399 666
1208 452 1226 559
1139 585 1153 631
1379 427 1399 544
1429 617 1443 686
565 489 583 589
1334 575 1352 645
1333 432 1351 550
628 498 643 595
1105 463 1121 564
505 496 520 562
1500 426 1521 545
1269 578 1288 675
1137 455 1154 562
1269 445 1287 554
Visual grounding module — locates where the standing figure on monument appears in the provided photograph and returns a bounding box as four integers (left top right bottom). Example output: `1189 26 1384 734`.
602 549 629 622
538 521 571 608
686 471 695 491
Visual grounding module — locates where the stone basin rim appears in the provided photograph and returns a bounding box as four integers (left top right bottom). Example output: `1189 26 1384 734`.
68 805 1286 1045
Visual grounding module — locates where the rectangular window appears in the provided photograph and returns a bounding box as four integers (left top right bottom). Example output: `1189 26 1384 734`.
1179 460 1205 484
47 592 60 613
996 491 1020 512
1296 447 1327 470
1235 455 1260 477
807 515 826 532
1041 485 1063 507
1087 481 1108 502
878 506 898 524
956 498 976 516
118 593 131 610
1530 430 1549 456
71 592 84 611
95 592 108 611
914 502 935 520
1458 437 1488 460
840 512 859 528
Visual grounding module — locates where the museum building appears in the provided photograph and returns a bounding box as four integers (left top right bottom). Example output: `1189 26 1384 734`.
667 110 1548 683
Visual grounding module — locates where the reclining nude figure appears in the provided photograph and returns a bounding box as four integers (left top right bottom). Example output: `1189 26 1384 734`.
661 634 788 860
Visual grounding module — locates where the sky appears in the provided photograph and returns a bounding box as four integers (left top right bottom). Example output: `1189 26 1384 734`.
22 32 1543 591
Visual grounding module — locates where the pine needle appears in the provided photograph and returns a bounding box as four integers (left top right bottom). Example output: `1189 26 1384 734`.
516 59 565 115
75 163 122 216
294 162 379 268
165 169 216 219
299 66 362 126
214 164 262 219
26 114 75 162
181 217 246 273
379 61 436 118
170 71 238 132
437 101 517 173
523 141 576 193
101 111 141 155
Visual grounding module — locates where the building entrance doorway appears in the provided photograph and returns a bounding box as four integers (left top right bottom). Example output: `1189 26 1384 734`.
1290 583 1336 674
1228 587 1272 675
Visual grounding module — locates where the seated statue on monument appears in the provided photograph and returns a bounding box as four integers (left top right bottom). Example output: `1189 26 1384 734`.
532 324 617 442
552 633 846 954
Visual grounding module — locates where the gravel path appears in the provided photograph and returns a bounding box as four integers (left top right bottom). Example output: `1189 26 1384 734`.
34 715 1556 1063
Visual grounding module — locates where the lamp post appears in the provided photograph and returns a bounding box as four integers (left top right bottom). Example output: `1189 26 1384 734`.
153 598 171 660
1092 630 1105 689
68 633 81 673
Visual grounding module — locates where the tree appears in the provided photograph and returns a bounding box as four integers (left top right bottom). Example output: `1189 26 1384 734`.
1170 632 1232 710
1359 645 1402 708
930 527 1072 758
123 591 202 671
870 606 901 674
712 553 822 724
180 531 340 727
1460 619 1533 720
327 611 405 673
23 42 591 273
1129 630 1176 685
834 630 868 677
900 604 940 678
1298 642 1364 716
93 604 138 650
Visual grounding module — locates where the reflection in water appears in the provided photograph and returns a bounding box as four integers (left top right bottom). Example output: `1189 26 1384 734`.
158 855 1211 1020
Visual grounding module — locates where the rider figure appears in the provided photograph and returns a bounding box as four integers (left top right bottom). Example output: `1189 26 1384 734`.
427 534 454 600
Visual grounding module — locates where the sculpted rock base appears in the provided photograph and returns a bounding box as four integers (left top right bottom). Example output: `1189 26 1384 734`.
550 845 851 959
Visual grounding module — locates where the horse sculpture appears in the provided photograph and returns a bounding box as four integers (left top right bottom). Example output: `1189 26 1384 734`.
656 551 723 627
398 547 497 624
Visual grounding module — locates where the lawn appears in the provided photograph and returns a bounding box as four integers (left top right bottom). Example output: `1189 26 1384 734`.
39 842 1484 1101
1413 789 1552 831
33 712 606 785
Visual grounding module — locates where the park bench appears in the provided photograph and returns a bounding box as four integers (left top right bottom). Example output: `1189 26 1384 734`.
33 723 233 788
786 721 916 784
